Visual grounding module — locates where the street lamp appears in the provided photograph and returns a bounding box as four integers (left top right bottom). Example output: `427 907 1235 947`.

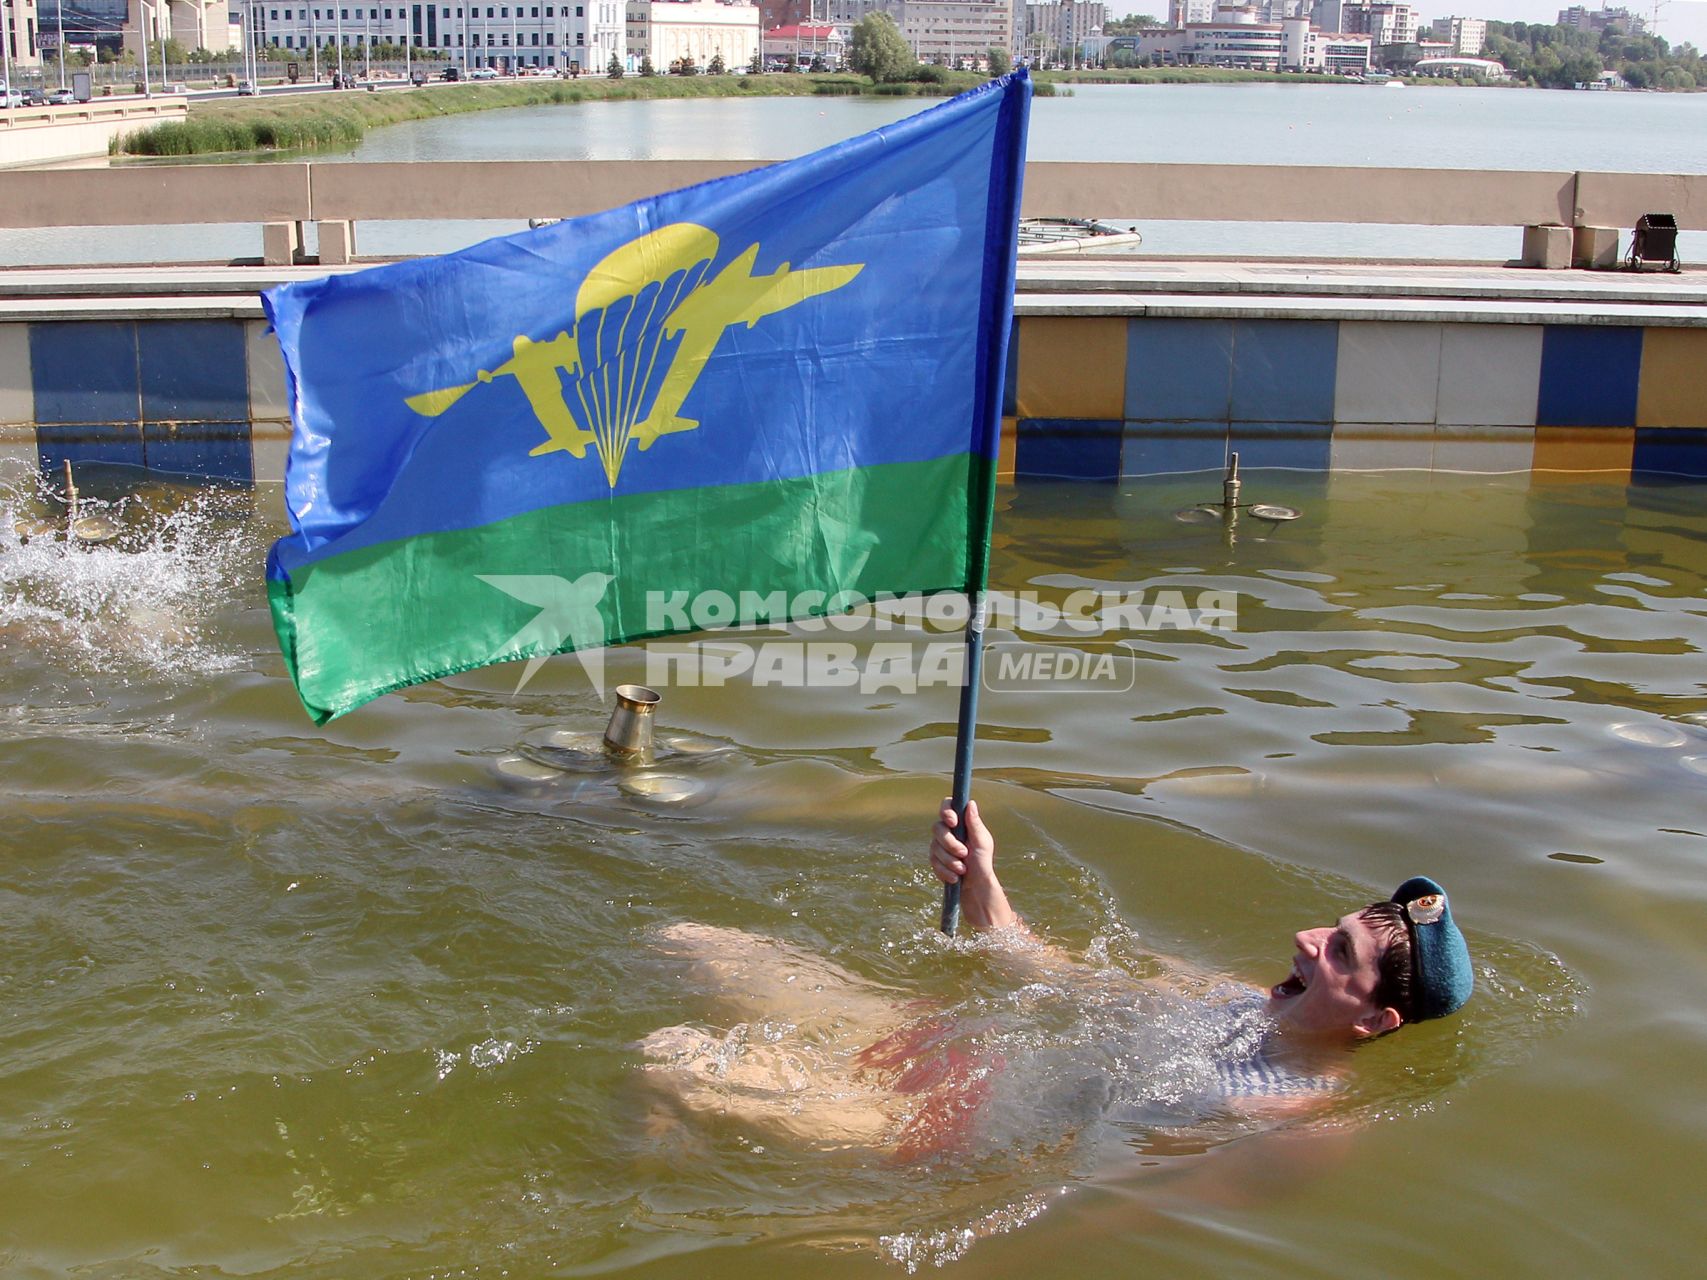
137 0 155 96
2 0 13 107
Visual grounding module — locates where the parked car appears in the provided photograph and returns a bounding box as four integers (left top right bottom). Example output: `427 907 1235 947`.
236 80 256 96
440 66 462 81
411 70 428 86
469 67 498 80
0 88 24 108
23 87 47 106
46 87 76 105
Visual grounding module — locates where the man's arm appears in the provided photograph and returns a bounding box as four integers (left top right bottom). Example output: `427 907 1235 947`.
928 800 1019 932
929 801 1095 980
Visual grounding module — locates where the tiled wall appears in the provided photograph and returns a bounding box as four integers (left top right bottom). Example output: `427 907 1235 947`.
2 316 1705 486
0 319 289 485
1005 317 1707 483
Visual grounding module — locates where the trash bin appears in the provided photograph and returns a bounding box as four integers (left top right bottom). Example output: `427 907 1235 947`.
1628 213 1681 272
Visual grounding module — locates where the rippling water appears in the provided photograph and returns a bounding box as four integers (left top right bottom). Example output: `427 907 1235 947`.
4 464 1705 1276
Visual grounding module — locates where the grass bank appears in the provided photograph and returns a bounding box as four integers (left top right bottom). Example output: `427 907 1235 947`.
114 71 1041 158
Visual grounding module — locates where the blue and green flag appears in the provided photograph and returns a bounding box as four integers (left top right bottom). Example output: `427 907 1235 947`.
264 71 1031 723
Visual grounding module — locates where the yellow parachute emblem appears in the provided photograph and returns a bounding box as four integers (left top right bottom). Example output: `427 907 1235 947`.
404 224 864 487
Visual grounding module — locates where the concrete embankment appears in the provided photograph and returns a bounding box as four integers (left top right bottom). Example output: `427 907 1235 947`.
0 98 189 168
2 260 1704 488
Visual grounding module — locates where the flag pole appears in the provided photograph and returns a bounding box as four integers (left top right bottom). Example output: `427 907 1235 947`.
940 595 987 934
941 67 1027 936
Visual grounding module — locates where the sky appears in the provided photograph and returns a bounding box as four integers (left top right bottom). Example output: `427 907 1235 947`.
1104 1 1707 52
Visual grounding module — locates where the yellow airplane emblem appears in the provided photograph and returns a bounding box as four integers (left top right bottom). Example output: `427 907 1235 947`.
404 223 864 486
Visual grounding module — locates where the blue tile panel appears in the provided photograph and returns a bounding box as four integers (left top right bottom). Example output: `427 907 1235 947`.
1229 422 1334 472
1537 326 1643 428
1122 422 1227 476
1633 428 1707 478
1229 320 1338 424
1125 318 1234 421
140 321 249 423
1016 419 1123 481
30 322 140 427
143 422 254 482
35 423 146 472
26 321 254 483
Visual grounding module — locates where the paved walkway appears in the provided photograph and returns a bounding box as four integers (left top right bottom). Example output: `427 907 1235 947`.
3 259 1705 326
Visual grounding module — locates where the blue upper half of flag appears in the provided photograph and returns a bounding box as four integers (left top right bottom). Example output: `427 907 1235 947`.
265 70 1030 574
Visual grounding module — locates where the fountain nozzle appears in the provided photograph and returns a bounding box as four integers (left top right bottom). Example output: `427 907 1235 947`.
603 684 660 760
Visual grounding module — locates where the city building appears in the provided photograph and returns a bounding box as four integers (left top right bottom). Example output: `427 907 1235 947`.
250 2 623 73
760 18 839 62
825 0 1017 62
626 0 759 71
3 0 45 71
1426 14 1483 56
757 0 810 23
1024 1 1104 64
121 0 233 58
1558 4 1644 35
1313 0 1412 46
1131 10 1370 72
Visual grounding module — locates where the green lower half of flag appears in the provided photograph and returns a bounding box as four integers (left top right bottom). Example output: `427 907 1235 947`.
269 454 987 723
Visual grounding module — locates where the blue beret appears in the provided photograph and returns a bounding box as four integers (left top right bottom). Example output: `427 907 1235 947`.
1391 875 1473 1022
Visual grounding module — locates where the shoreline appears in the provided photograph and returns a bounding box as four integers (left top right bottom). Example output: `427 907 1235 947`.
114 67 1387 161
114 73 990 159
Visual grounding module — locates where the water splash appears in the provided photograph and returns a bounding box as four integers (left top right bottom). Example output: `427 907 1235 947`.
0 474 261 679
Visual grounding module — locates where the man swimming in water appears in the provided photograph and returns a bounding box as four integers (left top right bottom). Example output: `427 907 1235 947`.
929 800 1474 1041
640 800 1473 1154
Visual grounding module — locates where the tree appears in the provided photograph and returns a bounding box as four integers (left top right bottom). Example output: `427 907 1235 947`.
846 13 915 83
1103 15 1162 35
810 52 826 72
987 45 1011 76
639 54 656 76
708 52 726 75
748 50 763 74
608 53 624 78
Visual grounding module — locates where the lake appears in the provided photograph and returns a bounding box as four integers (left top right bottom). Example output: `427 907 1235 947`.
3 82 1705 262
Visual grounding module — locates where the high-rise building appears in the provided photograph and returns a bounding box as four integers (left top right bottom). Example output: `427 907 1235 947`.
1026 0 1105 61
1558 5 1643 34
827 0 1018 60
1318 0 1413 46
3 0 44 70
1427 14 1483 55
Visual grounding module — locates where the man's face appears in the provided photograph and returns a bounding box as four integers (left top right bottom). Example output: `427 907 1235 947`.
1267 911 1402 1038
